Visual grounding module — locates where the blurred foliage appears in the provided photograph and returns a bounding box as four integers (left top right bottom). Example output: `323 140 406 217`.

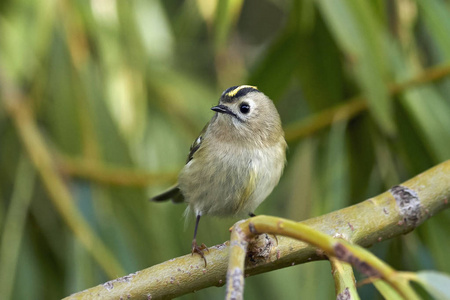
1 0 450 299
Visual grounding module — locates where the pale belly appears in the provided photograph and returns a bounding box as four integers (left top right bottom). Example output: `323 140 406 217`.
178 144 284 217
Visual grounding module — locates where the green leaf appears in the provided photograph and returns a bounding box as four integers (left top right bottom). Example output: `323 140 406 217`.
296 14 345 111
316 0 395 135
373 279 404 300
214 0 244 50
400 87 450 162
418 0 450 60
323 119 349 212
413 271 450 300
249 30 300 101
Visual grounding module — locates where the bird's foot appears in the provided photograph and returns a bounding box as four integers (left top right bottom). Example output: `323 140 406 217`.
191 239 208 267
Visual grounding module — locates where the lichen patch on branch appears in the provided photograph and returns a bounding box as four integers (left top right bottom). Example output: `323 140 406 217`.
227 268 244 300
333 243 380 278
246 234 276 264
390 185 422 227
336 287 351 300
102 271 139 291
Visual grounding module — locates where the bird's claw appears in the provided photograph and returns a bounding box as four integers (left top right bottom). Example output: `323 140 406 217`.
192 239 209 267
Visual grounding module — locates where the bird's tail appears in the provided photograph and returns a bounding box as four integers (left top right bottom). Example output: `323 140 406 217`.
150 185 185 203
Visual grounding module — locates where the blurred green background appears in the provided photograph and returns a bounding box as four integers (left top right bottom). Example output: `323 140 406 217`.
1 0 450 299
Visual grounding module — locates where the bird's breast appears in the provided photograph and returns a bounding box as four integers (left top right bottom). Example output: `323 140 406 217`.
179 140 285 217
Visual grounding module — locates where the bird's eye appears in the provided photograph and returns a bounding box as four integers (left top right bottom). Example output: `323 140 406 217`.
239 103 250 114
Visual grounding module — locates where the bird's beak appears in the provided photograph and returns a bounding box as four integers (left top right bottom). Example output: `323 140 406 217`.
211 104 233 115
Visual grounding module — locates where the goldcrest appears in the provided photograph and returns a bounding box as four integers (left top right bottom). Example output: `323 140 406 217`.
152 85 287 265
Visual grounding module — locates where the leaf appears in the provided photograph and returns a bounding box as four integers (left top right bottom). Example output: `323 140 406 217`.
418 0 450 60
316 0 395 135
413 271 450 300
248 29 300 101
296 14 345 111
213 0 245 50
323 119 349 212
373 279 404 300
400 86 450 162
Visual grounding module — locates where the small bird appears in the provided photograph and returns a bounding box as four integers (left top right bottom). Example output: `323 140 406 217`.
151 85 287 266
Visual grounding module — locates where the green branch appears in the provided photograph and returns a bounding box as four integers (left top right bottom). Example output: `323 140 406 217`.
284 64 450 142
58 154 177 187
65 160 450 299
10 64 449 189
329 257 360 300
226 216 419 300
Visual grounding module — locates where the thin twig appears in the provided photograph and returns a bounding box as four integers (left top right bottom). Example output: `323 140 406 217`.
284 64 450 142
225 220 249 300
228 216 418 299
329 257 360 300
39 64 450 186
58 154 177 187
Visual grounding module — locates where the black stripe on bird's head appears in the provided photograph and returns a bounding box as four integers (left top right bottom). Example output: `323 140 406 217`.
220 85 260 103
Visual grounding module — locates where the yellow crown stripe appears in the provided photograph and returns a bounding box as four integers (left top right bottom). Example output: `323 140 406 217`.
225 85 258 97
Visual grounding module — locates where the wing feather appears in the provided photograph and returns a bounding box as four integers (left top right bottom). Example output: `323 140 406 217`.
186 121 209 163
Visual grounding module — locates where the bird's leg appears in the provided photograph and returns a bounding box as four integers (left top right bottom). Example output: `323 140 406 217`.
191 214 208 267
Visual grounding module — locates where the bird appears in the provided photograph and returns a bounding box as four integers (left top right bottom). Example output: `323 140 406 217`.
151 85 287 266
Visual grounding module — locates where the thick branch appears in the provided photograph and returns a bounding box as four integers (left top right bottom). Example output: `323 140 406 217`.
65 160 450 299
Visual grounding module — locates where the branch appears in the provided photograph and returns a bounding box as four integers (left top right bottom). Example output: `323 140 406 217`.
284 63 450 142
329 257 359 300
65 160 450 299
19 64 450 188
225 216 419 299
57 154 177 187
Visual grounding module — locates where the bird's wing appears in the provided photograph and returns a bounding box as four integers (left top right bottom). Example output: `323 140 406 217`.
186 121 209 163
151 122 210 203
